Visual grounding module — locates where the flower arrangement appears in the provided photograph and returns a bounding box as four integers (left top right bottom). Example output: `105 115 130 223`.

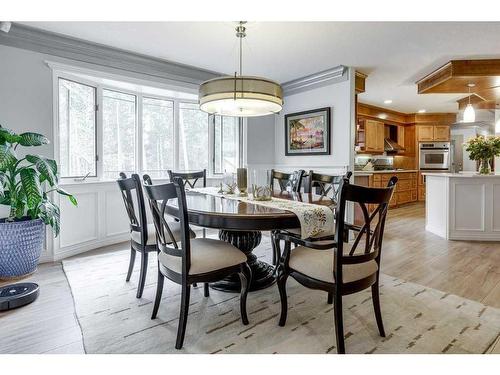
464 135 500 174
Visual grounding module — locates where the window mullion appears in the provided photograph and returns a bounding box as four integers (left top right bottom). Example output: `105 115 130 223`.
173 99 180 173
137 94 143 175
96 86 104 179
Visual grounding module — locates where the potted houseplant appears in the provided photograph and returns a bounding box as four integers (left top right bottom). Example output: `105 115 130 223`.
0 125 77 280
464 135 500 175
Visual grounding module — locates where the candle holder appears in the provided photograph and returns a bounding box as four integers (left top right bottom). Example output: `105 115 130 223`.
237 168 248 197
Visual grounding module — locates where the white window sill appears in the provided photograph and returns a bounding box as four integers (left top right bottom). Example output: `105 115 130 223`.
59 176 224 187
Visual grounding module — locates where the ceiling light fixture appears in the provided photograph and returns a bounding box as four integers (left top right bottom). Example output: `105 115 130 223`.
199 22 283 117
418 109 426 113
463 83 476 123
384 99 393 104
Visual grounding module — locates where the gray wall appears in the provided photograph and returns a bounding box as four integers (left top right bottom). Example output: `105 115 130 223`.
246 115 276 168
0 44 54 158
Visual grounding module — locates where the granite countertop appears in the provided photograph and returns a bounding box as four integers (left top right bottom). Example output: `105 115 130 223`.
353 169 418 176
423 172 500 178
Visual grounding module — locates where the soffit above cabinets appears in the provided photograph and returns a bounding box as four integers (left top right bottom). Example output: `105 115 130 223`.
416 59 500 105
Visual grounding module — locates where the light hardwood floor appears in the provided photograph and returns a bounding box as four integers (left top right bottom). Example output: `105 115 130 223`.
1 202 499 353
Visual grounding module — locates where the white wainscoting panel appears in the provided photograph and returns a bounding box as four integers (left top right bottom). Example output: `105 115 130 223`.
493 184 500 232
104 190 130 237
59 191 99 248
453 183 485 231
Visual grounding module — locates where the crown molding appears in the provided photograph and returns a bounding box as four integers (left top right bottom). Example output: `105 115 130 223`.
0 23 221 85
281 65 348 96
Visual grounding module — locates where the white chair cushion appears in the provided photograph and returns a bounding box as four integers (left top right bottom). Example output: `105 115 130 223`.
288 245 378 284
158 238 247 275
131 221 189 245
284 227 334 238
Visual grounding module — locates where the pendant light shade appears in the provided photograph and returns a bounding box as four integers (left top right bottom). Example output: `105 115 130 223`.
463 103 476 123
199 22 283 117
199 76 283 117
463 83 476 123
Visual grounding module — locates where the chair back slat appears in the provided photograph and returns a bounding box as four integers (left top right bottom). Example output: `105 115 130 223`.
270 169 305 192
143 177 191 277
168 169 206 188
116 173 149 245
143 175 179 250
334 176 397 285
306 170 353 200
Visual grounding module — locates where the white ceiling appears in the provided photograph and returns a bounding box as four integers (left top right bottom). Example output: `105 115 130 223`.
21 21 500 113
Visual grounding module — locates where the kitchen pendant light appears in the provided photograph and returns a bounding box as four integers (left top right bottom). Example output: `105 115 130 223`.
463 83 476 123
199 22 283 117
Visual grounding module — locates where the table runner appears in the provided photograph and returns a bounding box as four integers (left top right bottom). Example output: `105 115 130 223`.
189 187 335 239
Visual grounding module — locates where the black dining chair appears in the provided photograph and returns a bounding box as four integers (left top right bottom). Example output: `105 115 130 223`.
269 169 305 193
143 177 252 349
271 171 353 268
168 169 207 189
117 173 176 298
305 170 354 202
167 169 209 293
273 176 397 354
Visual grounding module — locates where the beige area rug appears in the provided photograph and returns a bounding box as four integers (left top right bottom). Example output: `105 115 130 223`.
62 236 500 354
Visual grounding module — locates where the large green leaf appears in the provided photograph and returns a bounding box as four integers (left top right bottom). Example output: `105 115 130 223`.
0 144 17 170
26 155 58 185
20 168 42 210
18 132 49 147
0 127 21 144
56 187 77 206
38 199 60 236
0 172 6 196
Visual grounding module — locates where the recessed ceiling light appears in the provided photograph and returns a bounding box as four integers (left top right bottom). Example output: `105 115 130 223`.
418 109 426 113
384 99 393 104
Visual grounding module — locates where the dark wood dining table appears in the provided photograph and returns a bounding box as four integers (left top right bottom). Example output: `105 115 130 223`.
165 190 335 292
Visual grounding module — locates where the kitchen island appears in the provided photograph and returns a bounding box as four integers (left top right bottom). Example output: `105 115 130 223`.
423 172 500 241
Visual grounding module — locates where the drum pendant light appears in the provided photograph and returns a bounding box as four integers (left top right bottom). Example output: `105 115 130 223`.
199 22 283 117
463 83 476 123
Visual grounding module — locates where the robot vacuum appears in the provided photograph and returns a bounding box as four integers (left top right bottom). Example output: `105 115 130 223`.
0 283 39 311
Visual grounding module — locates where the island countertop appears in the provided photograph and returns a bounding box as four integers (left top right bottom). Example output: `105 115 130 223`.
422 172 500 178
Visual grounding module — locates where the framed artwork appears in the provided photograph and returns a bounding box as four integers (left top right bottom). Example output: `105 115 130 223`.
285 107 331 156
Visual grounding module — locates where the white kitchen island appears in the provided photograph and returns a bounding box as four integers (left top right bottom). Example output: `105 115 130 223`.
423 172 500 241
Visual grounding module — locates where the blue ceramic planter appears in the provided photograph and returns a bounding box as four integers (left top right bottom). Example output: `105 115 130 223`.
0 218 45 280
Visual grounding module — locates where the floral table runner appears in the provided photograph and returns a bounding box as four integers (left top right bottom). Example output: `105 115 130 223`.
189 187 334 239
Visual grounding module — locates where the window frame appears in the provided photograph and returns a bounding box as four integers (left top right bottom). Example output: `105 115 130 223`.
212 115 242 175
53 70 242 182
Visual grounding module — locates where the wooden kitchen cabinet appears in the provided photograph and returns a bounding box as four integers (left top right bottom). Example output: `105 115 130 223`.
418 172 426 201
365 120 385 153
417 125 450 142
402 124 416 156
434 125 450 141
417 125 434 141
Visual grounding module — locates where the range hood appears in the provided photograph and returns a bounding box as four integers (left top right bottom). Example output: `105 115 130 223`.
384 138 405 153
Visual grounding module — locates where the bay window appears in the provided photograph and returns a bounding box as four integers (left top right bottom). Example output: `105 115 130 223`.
56 73 242 181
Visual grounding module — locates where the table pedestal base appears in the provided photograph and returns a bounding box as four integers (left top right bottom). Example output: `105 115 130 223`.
210 230 276 292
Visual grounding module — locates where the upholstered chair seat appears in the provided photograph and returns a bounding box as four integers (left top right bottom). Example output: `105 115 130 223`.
158 238 247 275
283 227 334 238
288 245 378 284
131 222 194 245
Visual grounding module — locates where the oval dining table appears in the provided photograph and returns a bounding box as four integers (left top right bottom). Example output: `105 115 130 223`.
165 190 335 292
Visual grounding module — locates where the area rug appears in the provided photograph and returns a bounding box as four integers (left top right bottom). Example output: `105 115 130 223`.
62 236 500 354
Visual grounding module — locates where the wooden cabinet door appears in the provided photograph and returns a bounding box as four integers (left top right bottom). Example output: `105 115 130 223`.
434 125 450 141
417 125 434 141
403 125 416 156
376 122 385 152
365 120 384 152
